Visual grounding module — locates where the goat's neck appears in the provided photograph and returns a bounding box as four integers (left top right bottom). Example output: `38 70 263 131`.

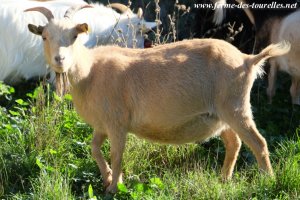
68 45 93 86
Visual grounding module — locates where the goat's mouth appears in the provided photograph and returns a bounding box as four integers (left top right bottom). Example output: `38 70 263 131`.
55 72 69 96
52 64 66 73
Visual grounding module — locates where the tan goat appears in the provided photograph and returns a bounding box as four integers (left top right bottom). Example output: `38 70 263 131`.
26 5 290 194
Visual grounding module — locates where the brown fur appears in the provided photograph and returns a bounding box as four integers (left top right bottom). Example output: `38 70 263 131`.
28 17 290 193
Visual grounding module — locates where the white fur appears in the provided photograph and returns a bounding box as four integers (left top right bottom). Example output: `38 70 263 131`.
210 0 300 104
212 0 226 25
267 10 300 104
212 0 255 25
276 11 300 75
0 0 156 84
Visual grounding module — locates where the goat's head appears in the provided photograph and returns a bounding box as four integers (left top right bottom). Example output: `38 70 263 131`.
26 5 91 73
108 3 156 48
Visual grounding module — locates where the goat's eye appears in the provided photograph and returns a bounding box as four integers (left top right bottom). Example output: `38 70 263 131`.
73 35 78 40
42 37 46 41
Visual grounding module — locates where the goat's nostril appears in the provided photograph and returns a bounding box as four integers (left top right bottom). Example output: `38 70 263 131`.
55 55 65 63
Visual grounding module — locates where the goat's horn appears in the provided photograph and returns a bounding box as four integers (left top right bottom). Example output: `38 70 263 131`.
137 7 143 18
109 3 133 15
24 7 54 22
64 4 93 19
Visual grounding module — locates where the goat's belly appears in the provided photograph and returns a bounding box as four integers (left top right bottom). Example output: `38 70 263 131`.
131 114 227 144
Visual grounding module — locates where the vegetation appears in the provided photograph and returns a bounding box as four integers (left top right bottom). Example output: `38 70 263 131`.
0 77 299 199
1 0 299 199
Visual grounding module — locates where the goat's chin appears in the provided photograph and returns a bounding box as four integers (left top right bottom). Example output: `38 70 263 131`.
53 67 67 74
51 65 68 74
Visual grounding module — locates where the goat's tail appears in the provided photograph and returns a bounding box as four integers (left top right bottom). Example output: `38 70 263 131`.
246 41 291 77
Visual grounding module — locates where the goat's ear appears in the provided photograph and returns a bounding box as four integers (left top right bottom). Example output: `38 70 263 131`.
76 23 89 34
28 24 44 35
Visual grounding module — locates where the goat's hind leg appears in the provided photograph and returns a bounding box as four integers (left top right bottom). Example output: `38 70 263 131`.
221 111 273 175
290 77 300 105
267 59 278 104
220 129 242 181
91 131 112 189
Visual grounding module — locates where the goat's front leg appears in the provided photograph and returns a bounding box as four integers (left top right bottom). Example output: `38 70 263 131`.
91 131 112 189
105 130 127 194
220 129 242 181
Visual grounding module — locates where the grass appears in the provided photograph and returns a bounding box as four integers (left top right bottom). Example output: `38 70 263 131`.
0 74 299 200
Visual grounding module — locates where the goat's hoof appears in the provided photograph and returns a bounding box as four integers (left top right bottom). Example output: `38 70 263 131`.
105 184 118 194
103 170 113 186
103 178 112 190
221 176 232 183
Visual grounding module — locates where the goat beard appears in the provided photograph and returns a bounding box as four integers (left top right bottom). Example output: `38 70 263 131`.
55 72 69 96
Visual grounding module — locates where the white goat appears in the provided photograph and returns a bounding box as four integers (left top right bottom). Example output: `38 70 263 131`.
26 5 290 194
212 0 255 25
212 0 300 104
211 0 227 25
267 10 300 105
0 0 156 84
